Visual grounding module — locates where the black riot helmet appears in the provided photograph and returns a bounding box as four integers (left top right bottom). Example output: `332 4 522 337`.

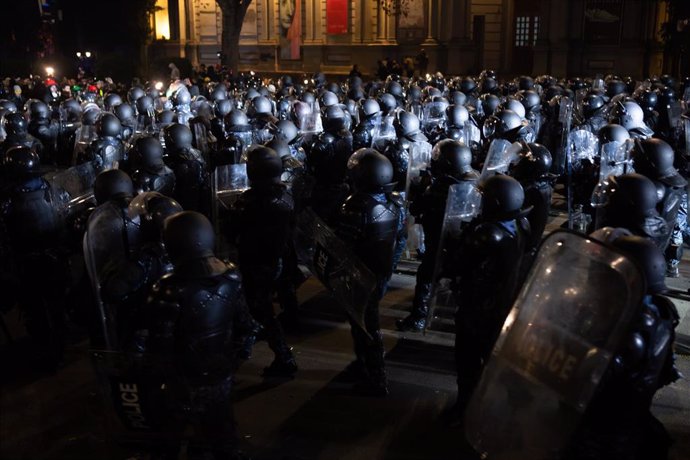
610 235 666 294
96 113 122 138
28 99 50 120
517 90 541 113
127 86 145 104
598 123 630 145
518 75 535 91
323 104 347 131
3 146 41 178
136 95 154 114
631 138 686 187
114 103 135 123
266 138 291 159
251 96 272 115
606 80 628 98
582 93 606 118
347 148 394 193
481 77 499 94
482 109 528 142
136 136 165 169
133 192 183 240
164 123 193 150
657 86 678 107
61 98 82 122
103 93 123 111
460 76 477 95
210 85 227 102
271 119 299 143
480 93 501 116
163 211 216 264
393 111 420 138
359 98 381 119
226 109 249 128
320 90 339 108
449 91 467 106
605 173 659 219
157 109 175 125
385 80 404 99
636 89 658 112
246 145 283 185
347 86 365 102
214 99 233 118
378 93 397 114
480 174 529 222
407 85 422 102
0 99 17 113
82 106 101 126
430 139 475 179
446 104 469 127
94 169 134 205
4 112 28 136
510 143 554 182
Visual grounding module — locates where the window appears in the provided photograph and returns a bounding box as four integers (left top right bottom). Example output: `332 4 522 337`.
515 15 539 47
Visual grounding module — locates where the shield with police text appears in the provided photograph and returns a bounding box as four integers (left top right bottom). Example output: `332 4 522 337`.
294 209 376 335
425 181 482 331
90 350 184 447
465 230 643 460
590 140 632 210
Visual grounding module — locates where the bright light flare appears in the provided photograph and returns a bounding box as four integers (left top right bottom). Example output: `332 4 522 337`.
45 67 55 76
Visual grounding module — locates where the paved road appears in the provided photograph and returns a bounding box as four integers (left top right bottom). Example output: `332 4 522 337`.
1 270 689 460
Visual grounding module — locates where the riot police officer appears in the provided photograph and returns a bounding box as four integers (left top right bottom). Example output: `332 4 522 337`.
352 98 381 151
229 145 298 377
145 211 256 460
79 113 124 171
163 123 211 215
0 112 43 164
337 149 403 396
131 136 176 196
448 175 531 419
0 146 67 368
397 140 479 332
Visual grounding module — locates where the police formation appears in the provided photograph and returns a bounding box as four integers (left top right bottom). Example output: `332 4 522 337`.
0 70 688 460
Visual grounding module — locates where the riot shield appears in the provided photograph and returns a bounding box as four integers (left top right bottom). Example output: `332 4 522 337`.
294 209 376 334
667 102 684 130
425 181 482 331
421 101 448 134
90 350 184 447
45 162 97 217
569 129 599 164
464 119 481 148
465 230 644 460
191 120 212 159
480 139 522 182
72 125 98 165
405 140 433 196
83 202 142 349
371 114 396 151
591 140 632 211
214 163 249 212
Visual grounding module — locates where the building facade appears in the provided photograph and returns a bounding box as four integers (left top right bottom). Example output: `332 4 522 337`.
149 0 668 78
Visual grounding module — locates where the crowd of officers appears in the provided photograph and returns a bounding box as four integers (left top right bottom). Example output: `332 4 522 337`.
0 69 688 459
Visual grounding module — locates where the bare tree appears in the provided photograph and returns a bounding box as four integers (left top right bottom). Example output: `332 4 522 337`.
215 0 252 73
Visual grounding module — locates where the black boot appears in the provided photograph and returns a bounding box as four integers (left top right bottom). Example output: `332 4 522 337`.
355 333 388 397
263 321 298 378
396 282 431 332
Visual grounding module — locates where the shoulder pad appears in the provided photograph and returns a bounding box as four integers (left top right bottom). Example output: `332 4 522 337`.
467 222 504 247
321 132 336 144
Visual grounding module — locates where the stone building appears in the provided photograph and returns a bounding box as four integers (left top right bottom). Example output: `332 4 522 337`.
149 0 669 78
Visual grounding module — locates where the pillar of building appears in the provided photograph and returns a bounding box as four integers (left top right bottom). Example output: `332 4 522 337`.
442 0 475 74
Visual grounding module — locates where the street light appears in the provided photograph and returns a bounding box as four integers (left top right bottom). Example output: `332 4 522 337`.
76 52 82 58
45 66 55 76
85 51 91 58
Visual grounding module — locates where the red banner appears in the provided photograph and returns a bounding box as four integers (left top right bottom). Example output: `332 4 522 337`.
326 0 348 35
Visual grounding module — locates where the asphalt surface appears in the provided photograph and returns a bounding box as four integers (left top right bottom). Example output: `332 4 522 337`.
1 264 690 460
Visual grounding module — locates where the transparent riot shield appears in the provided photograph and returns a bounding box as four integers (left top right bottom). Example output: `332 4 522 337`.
667 101 684 130
590 141 632 209
480 139 522 182
72 124 98 165
294 209 376 334
464 119 481 149
569 129 599 165
192 120 212 159
83 202 142 349
214 163 249 214
403 140 433 259
90 350 184 447
465 230 644 460
45 162 97 218
299 101 323 146
425 181 482 331
371 114 396 151
421 101 448 134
